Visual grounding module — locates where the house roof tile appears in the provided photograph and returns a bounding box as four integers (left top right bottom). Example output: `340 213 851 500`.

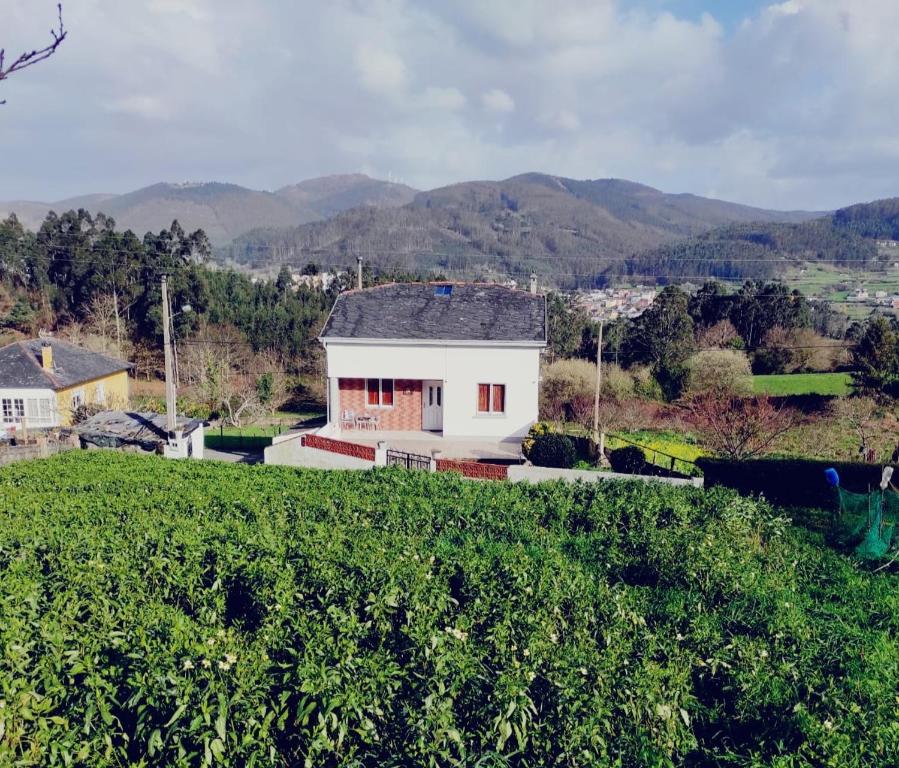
321 283 547 343
0 339 131 390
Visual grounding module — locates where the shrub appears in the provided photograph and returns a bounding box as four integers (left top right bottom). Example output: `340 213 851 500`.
631 365 664 401
609 445 647 474
539 359 594 421
685 349 753 397
528 433 577 468
71 402 105 424
521 421 552 459
2 453 899 765
697 455 886 508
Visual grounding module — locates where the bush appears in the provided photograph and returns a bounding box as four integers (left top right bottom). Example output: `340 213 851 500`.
539 359 594 421
2 453 899 765
608 445 647 474
698 455 887 508
685 349 752 397
521 421 552 459
528 433 577 468
71 402 105 424
631 365 664 401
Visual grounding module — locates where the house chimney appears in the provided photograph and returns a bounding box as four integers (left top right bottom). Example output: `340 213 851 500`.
41 341 53 370
357 256 363 290
529 273 538 294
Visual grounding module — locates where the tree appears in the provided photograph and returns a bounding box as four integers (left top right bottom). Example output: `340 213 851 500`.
830 397 880 461
688 394 796 460
685 349 753 397
850 316 899 398
0 3 66 104
626 286 694 400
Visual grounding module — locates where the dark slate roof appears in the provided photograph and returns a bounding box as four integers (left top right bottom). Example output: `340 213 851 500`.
75 410 203 450
321 283 547 343
0 339 131 390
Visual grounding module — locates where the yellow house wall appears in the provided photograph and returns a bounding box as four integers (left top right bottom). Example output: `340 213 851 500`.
55 370 130 426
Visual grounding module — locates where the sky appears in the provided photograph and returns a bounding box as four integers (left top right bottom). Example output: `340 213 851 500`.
1 0 898 211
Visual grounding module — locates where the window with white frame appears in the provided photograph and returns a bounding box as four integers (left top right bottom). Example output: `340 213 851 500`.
477 383 506 414
26 398 53 423
95 381 106 404
71 390 85 411
2 398 25 423
366 378 394 407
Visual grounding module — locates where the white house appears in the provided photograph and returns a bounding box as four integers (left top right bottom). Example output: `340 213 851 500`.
319 282 547 441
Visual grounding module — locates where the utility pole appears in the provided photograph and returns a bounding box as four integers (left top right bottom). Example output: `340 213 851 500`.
356 256 363 290
161 275 176 438
592 319 604 461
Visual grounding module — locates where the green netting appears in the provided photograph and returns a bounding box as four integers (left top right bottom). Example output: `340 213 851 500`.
834 486 897 561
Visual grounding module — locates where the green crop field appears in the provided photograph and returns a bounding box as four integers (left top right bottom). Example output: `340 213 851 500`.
752 371 853 396
1 453 898 766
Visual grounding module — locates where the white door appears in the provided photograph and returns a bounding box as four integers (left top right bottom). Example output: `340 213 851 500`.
422 380 443 431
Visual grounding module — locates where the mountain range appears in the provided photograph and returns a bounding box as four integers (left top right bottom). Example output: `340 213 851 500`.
11 172 894 286
0 174 418 246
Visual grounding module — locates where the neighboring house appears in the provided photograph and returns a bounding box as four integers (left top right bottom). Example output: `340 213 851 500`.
0 339 131 432
319 282 547 440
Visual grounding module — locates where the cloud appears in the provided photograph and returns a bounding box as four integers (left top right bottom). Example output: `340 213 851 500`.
420 86 466 111
481 88 515 113
104 95 172 120
354 44 408 95
2 0 899 211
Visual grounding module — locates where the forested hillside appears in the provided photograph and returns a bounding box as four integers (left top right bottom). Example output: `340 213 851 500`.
226 173 817 281
622 219 880 282
0 210 338 375
0 175 417 246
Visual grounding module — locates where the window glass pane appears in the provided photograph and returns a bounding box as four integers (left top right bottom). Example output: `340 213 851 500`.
26 400 38 418
477 384 489 412
381 379 393 406
492 385 505 413
367 379 379 406
1 399 11 422
437 386 441 407
14 399 25 418
40 399 52 419
429 386 433 406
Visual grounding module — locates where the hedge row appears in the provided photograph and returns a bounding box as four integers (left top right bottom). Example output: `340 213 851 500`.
698 456 887 508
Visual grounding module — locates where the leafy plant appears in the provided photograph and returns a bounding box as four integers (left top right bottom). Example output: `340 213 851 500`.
608 445 647 474
528 432 576 468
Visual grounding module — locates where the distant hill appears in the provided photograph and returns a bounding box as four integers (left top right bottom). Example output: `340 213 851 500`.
621 199 899 284
228 173 820 282
276 173 417 218
0 175 417 245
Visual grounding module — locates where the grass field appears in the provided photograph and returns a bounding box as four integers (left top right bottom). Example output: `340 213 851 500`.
752 371 853 396
2 452 899 765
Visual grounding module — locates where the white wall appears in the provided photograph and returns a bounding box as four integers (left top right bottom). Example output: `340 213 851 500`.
0 387 59 431
324 341 542 439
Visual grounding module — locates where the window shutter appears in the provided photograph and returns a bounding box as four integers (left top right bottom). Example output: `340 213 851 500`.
367 379 379 406
381 379 394 406
478 384 489 412
492 384 505 413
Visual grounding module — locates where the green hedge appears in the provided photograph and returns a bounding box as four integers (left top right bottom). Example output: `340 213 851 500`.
204 434 273 451
698 456 886 508
3 453 899 764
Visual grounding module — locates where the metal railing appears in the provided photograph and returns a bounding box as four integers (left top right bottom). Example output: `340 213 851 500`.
387 449 431 471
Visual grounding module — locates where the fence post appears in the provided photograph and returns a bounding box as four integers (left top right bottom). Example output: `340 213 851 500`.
375 441 388 467
430 449 442 473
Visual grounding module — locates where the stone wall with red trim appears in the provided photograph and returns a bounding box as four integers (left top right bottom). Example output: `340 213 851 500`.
302 433 375 462
436 458 508 481
338 378 422 431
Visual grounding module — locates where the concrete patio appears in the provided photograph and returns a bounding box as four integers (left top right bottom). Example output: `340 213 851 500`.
335 429 524 461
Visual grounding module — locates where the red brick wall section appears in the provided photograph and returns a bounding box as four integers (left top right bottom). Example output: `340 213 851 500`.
339 378 422 431
303 433 376 462
436 458 508 481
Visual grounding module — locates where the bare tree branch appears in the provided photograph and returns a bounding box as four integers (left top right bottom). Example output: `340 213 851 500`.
0 4 66 104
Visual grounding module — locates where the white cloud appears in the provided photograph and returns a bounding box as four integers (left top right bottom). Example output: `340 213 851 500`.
3 0 899 211
420 86 466 111
354 44 407 96
481 88 515 113
104 94 172 120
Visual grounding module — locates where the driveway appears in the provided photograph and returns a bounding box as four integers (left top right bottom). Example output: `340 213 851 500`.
203 447 264 464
